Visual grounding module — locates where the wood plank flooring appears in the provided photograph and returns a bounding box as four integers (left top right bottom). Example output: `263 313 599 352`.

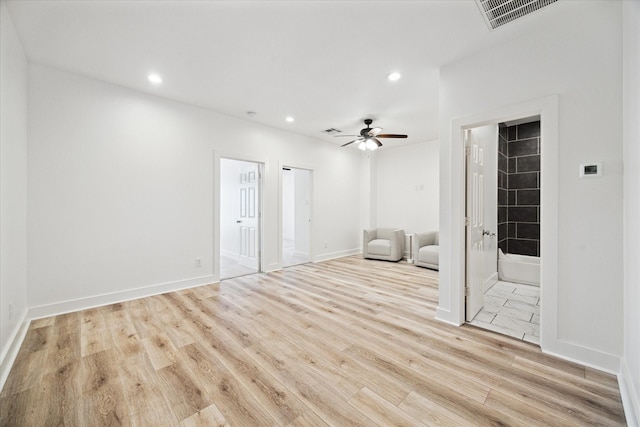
0 256 627 426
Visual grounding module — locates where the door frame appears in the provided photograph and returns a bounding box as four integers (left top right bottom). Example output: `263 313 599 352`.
214 151 267 281
278 161 314 268
440 95 559 353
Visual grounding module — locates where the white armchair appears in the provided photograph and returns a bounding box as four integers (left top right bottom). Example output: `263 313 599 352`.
414 231 439 270
363 228 404 262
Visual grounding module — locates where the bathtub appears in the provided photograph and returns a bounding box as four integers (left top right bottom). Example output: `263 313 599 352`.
498 249 540 286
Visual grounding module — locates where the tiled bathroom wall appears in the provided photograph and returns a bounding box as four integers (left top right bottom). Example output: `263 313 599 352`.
497 120 541 257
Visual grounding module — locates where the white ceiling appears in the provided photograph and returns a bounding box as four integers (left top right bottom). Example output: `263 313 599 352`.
5 0 562 149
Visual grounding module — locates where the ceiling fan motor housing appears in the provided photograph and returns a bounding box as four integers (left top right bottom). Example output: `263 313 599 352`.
361 119 374 136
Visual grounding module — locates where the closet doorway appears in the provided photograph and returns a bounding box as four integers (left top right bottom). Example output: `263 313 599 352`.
220 158 263 279
282 167 312 268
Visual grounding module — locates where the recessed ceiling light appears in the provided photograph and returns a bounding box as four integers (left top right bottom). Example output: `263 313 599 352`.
148 73 162 85
286 116 295 123
387 72 402 82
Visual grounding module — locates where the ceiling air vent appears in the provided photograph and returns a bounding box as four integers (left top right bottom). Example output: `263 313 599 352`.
475 0 558 30
322 128 342 134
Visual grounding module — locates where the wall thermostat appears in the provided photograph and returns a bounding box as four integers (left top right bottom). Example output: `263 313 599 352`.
579 162 602 178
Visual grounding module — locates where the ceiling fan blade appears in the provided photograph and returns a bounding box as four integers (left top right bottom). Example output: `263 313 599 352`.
368 127 383 136
340 139 359 147
373 137 383 147
376 134 408 138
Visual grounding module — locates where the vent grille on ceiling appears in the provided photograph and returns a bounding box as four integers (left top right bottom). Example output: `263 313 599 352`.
475 0 558 30
322 128 342 134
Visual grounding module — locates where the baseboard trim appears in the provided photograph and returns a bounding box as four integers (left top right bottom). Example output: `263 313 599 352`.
292 250 309 258
263 263 281 273
314 248 360 263
28 274 217 320
619 357 640 427
542 340 620 374
220 250 239 262
483 272 499 293
436 307 462 326
0 311 30 392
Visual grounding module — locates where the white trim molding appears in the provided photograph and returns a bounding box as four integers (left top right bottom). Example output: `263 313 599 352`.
28 274 216 320
0 310 30 392
314 248 360 263
619 357 640 427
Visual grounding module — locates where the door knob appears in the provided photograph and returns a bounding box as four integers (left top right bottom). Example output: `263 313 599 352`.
482 229 496 237
236 220 242 224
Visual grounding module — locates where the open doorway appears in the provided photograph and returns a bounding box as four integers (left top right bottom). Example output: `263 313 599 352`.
282 167 312 267
220 158 262 279
465 118 541 344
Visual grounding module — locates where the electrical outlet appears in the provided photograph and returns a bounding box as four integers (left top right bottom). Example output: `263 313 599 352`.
195 258 202 268
9 303 13 320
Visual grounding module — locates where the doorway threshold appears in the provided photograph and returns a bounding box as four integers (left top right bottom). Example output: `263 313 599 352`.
468 280 540 344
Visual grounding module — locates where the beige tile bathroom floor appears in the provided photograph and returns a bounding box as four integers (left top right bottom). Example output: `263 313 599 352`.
469 280 540 344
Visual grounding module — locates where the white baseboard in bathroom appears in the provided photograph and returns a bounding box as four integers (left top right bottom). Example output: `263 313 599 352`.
483 272 499 293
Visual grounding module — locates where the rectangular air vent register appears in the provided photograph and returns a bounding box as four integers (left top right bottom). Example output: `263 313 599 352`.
474 0 558 30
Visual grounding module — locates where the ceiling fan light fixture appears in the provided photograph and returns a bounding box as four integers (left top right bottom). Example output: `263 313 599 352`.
338 119 407 150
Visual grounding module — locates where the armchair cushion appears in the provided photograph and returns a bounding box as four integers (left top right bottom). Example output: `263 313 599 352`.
363 228 404 262
414 231 439 270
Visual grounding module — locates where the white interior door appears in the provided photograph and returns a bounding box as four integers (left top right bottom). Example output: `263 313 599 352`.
238 163 260 270
220 158 261 279
466 128 486 321
282 167 312 267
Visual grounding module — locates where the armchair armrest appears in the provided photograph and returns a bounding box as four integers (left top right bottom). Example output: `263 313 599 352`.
363 229 377 245
415 232 437 249
389 229 405 260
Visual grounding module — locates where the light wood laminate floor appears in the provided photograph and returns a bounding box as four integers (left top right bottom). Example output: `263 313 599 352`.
0 256 626 426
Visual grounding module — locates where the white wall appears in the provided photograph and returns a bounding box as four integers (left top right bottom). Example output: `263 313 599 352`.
374 140 439 235
293 168 311 256
621 0 640 424
26 64 364 315
282 169 295 240
0 1 29 385
439 1 623 370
